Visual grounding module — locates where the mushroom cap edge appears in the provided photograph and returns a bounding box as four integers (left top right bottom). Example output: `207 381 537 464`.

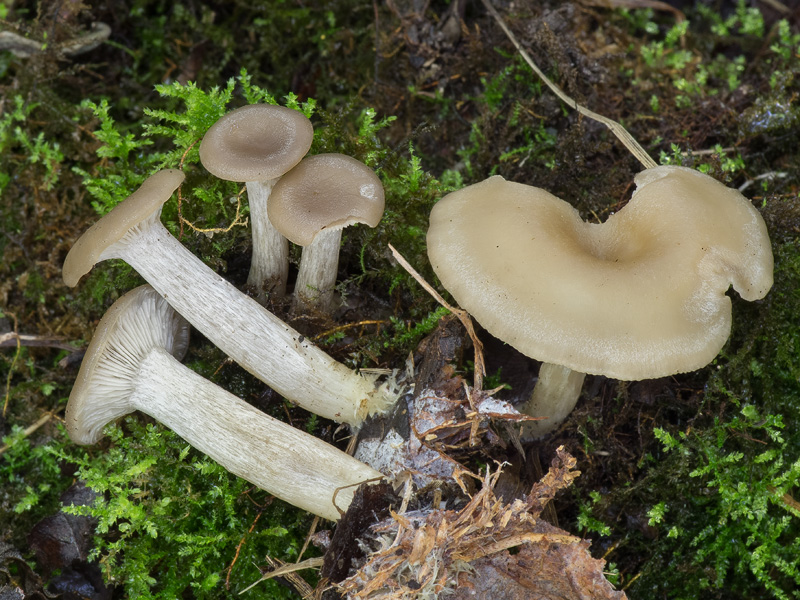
65 285 190 445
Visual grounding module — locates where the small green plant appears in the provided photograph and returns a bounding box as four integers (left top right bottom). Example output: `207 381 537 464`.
697 0 765 38
0 95 65 193
651 407 800 599
576 490 612 536
626 2 772 109
1 424 66 517
771 19 800 61
482 367 511 391
383 306 450 350
456 53 552 179
75 69 315 221
356 107 397 168
646 500 667 526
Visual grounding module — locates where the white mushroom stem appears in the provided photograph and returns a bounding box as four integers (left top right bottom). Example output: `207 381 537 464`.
246 179 289 297
293 228 342 312
517 363 586 438
98 213 392 425
131 347 381 520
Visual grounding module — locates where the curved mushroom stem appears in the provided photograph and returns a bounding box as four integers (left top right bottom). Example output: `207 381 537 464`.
293 228 342 313
517 363 586 438
132 348 381 520
246 179 289 298
96 213 393 425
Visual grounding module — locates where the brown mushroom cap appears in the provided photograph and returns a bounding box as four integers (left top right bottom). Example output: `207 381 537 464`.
267 153 385 246
65 285 190 445
199 104 313 182
426 166 773 380
62 169 185 287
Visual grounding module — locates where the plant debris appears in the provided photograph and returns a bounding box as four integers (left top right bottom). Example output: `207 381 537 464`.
337 447 625 600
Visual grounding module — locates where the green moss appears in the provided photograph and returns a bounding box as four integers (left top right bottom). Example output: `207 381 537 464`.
707 242 800 420
589 239 800 599
57 418 311 599
0 424 70 541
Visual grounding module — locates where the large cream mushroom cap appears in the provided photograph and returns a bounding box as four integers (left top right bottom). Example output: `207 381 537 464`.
267 153 385 246
198 104 313 182
426 166 773 380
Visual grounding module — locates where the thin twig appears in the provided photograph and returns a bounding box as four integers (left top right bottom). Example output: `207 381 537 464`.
768 486 800 515
226 511 262 590
0 332 79 352
297 516 320 563
180 185 248 236
388 244 485 390
480 0 657 170
311 320 388 342
623 571 643 591
332 475 386 518
0 412 54 454
238 556 324 595
175 141 249 239
2 311 21 417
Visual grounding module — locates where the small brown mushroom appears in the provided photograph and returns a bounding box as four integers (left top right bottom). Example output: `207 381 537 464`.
427 166 773 437
268 153 385 312
66 285 382 520
199 104 314 296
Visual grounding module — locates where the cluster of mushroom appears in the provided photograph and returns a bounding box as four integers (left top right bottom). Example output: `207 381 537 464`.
198 104 385 311
66 285 380 520
62 104 394 520
427 166 774 437
62 99 775 524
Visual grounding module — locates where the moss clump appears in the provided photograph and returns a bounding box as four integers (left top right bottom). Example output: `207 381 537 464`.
0 421 71 546
57 418 311 599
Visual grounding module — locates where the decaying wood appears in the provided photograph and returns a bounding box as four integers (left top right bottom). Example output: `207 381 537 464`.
333 448 625 599
308 320 626 599
354 316 530 491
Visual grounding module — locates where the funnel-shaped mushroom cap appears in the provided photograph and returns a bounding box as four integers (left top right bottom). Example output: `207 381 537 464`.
199 104 313 182
427 166 773 380
267 153 385 246
63 169 184 287
66 286 190 445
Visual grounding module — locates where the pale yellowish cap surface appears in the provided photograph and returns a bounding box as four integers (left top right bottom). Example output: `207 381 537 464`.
426 166 773 380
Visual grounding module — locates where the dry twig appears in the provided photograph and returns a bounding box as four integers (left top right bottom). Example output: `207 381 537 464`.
480 0 657 170
175 143 249 239
2 310 21 417
0 412 55 455
388 244 485 390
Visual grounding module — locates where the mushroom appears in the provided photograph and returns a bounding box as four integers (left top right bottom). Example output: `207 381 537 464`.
267 153 385 312
199 104 314 297
66 285 382 520
427 166 774 437
63 169 393 426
